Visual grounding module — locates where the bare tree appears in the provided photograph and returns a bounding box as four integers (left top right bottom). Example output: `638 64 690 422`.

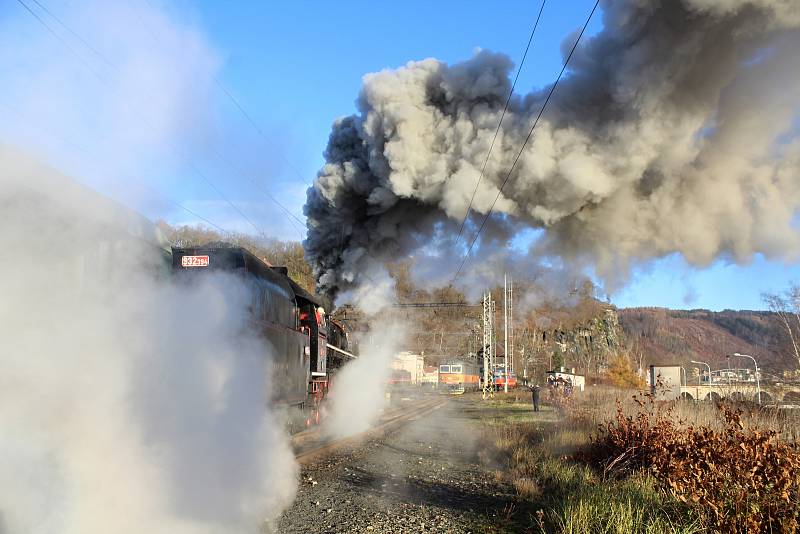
791 284 800 334
763 290 800 367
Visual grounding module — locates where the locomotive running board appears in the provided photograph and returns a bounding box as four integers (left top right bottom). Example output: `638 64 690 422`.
326 343 357 359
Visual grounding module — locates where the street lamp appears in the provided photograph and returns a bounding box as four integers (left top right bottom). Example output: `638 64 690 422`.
733 353 761 404
690 360 711 386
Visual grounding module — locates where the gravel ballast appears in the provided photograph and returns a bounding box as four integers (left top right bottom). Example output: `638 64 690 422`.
276 396 517 533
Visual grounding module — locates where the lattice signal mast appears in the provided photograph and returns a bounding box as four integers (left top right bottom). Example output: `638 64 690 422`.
503 275 515 393
509 279 514 377
504 275 509 393
482 291 495 399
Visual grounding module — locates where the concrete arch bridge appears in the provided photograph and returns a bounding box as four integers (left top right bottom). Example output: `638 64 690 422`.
649 365 800 405
678 383 800 404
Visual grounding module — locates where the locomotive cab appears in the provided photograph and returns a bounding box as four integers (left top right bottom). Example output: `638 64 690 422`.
438 359 479 394
298 302 326 376
289 280 329 378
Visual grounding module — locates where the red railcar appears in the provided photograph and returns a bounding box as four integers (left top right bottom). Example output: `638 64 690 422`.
493 368 518 390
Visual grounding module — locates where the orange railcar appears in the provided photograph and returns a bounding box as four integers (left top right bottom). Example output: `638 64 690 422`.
438 360 479 394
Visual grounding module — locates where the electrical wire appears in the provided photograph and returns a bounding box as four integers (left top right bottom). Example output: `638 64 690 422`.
14 0 105 81
451 0 600 286
16 0 304 238
213 77 312 187
454 0 547 246
28 0 115 69
0 100 232 235
16 0 264 236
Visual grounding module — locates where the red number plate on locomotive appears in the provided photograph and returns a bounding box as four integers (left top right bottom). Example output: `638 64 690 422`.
181 255 209 267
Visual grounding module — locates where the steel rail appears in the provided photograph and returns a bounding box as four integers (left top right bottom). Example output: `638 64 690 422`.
293 397 448 465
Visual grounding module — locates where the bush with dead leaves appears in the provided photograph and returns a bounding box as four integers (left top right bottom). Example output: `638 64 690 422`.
581 394 800 533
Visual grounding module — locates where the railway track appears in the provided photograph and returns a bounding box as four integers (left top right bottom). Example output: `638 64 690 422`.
292 396 448 465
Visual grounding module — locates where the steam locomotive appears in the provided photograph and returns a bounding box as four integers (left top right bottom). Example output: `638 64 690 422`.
10 155 350 427
172 245 355 425
7 153 355 430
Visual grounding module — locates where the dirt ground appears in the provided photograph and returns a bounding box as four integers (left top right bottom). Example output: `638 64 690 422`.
275 394 536 533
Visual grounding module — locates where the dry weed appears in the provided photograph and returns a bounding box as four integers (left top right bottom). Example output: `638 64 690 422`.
582 391 800 533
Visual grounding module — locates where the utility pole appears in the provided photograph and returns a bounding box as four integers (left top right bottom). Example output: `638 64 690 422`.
489 298 497 398
509 278 514 378
483 292 489 395
482 292 495 399
504 275 509 393
734 353 761 404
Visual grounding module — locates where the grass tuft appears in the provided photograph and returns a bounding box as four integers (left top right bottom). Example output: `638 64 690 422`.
480 407 701 533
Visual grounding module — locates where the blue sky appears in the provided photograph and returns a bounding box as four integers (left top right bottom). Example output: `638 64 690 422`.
2 0 798 310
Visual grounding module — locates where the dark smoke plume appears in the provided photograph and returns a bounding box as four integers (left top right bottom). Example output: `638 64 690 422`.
305 0 800 300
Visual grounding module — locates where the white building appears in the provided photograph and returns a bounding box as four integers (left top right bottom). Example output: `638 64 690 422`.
649 365 682 400
391 352 425 384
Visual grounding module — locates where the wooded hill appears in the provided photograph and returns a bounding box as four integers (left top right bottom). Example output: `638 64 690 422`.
618 308 796 374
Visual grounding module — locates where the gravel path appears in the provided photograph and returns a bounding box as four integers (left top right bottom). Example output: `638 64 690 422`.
275 396 518 533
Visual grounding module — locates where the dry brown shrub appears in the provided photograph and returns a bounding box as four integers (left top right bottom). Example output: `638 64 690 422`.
581 392 800 533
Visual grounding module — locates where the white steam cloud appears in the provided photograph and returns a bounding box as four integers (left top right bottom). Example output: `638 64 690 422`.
305 0 800 299
0 149 297 533
0 0 222 222
0 1 301 531
323 269 407 439
323 323 406 439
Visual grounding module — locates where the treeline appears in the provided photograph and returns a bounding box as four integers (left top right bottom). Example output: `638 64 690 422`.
672 309 777 346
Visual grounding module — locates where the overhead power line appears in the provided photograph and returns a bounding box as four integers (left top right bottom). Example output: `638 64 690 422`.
451 0 601 285
0 100 232 235
16 0 305 238
14 0 105 81
15 0 264 236
29 0 114 69
210 143 306 231
454 0 547 246
392 302 482 309
213 77 312 187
